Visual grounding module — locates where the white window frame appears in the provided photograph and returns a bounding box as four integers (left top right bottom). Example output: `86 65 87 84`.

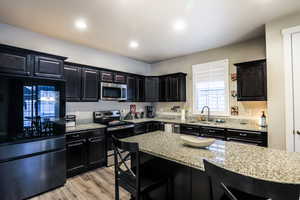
192 59 230 116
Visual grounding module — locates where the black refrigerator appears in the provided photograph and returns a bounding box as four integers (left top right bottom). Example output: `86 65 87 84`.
0 76 66 200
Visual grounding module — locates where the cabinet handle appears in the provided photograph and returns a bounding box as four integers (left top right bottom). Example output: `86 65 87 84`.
296 130 300 135
86 70 97 74
64 67 78 71
67 139 86 147
239 133 247 137
89 137 104 142
228 129 261 135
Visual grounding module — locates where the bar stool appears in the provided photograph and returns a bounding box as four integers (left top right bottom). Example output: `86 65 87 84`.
204 160 300 200
112 136 168 200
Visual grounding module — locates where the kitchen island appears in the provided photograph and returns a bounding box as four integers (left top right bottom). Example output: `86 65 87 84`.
122 131 300 200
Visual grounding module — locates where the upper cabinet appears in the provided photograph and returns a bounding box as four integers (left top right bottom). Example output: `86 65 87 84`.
0 47 32 76
81 68 99 102
100 71 126 84
64 65 82 101
34 56 64 79
114 73 126 84
136 76 145 102
127 76 137 101
145 77 159 102
235 59 267 101
0 44 66 80
159 73 187 102
64 63 99 102
100 71 113 82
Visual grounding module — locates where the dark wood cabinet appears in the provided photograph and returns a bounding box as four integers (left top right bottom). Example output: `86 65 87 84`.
159 73 186 102
66 139 87 176
180 124 200 136
145 77 159 102
159 76 168 101
66 128 106 177
0 49 32 76
100 71 113 82
87 136 106 168
114 73 126 84
34 56 64 79
0 44 66 79
235 59 267 101
127 76 137 101
81 68 99 102
136 77 145 102
227 129 267 147
64 65 82 101
201 127 226 140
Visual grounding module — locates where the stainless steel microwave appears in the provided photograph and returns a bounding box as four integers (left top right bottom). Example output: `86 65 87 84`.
100 82 127 101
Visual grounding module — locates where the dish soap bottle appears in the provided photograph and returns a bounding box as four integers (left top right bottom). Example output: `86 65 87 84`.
259 111 267 127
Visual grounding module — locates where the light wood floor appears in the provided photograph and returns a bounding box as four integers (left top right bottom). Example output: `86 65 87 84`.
30 166 130 200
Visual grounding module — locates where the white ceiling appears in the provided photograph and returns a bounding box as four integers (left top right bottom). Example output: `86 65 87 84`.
0 0 300 63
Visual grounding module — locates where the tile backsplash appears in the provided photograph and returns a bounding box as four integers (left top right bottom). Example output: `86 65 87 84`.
66 101 151 122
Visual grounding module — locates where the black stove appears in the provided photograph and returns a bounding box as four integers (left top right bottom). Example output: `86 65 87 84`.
93 110 135 165
93 110 134 131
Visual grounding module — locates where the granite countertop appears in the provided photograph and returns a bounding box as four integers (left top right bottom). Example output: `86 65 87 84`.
122 131 300 184
66 123 106 133
124 118 267 132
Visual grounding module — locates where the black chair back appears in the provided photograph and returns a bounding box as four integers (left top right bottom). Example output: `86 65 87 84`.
112 135 141 200
204 160 300 200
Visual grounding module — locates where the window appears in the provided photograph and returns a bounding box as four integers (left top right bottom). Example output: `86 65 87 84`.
192 59 229 116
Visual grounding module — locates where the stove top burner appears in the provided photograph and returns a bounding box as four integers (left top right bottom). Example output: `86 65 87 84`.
93 110 134 131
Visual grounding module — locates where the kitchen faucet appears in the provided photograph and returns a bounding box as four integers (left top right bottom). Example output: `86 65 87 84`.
201 106 211 121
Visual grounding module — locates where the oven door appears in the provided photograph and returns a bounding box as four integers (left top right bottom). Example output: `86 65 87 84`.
100 82 127 101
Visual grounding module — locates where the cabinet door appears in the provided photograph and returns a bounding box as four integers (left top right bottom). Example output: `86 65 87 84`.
236 60 267 101
87 136 106 168
82 68 99 101
34 56 64 79
100 71 113 82
136 77 145 102
127 76 136 102
0 49 31 76
66 140 87 177
134 123 147 135
145 77 159 102
167 76 179 101
114 73 127 84
64 65 81 101
159 77 168 101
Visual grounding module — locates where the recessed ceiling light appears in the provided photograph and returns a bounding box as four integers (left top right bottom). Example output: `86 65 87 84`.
75 19 87 30
173 19 186 31
129 41 139 49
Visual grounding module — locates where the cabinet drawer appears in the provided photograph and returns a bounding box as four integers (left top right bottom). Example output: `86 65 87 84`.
180 125 200 136
201 127 226 139
227 129 263 140
86 129 106 137
66 132 84 142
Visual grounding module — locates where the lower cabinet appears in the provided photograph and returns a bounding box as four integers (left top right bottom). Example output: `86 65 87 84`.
134 121 162 135
87 136 106 169
66 128 106 177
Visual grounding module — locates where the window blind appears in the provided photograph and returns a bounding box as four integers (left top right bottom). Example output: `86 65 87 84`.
192 59 229 115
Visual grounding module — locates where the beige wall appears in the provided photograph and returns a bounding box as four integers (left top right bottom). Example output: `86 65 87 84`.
151 37 267 120
265 12 300 150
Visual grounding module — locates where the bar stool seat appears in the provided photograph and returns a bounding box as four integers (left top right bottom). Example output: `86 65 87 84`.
204 159 300 200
